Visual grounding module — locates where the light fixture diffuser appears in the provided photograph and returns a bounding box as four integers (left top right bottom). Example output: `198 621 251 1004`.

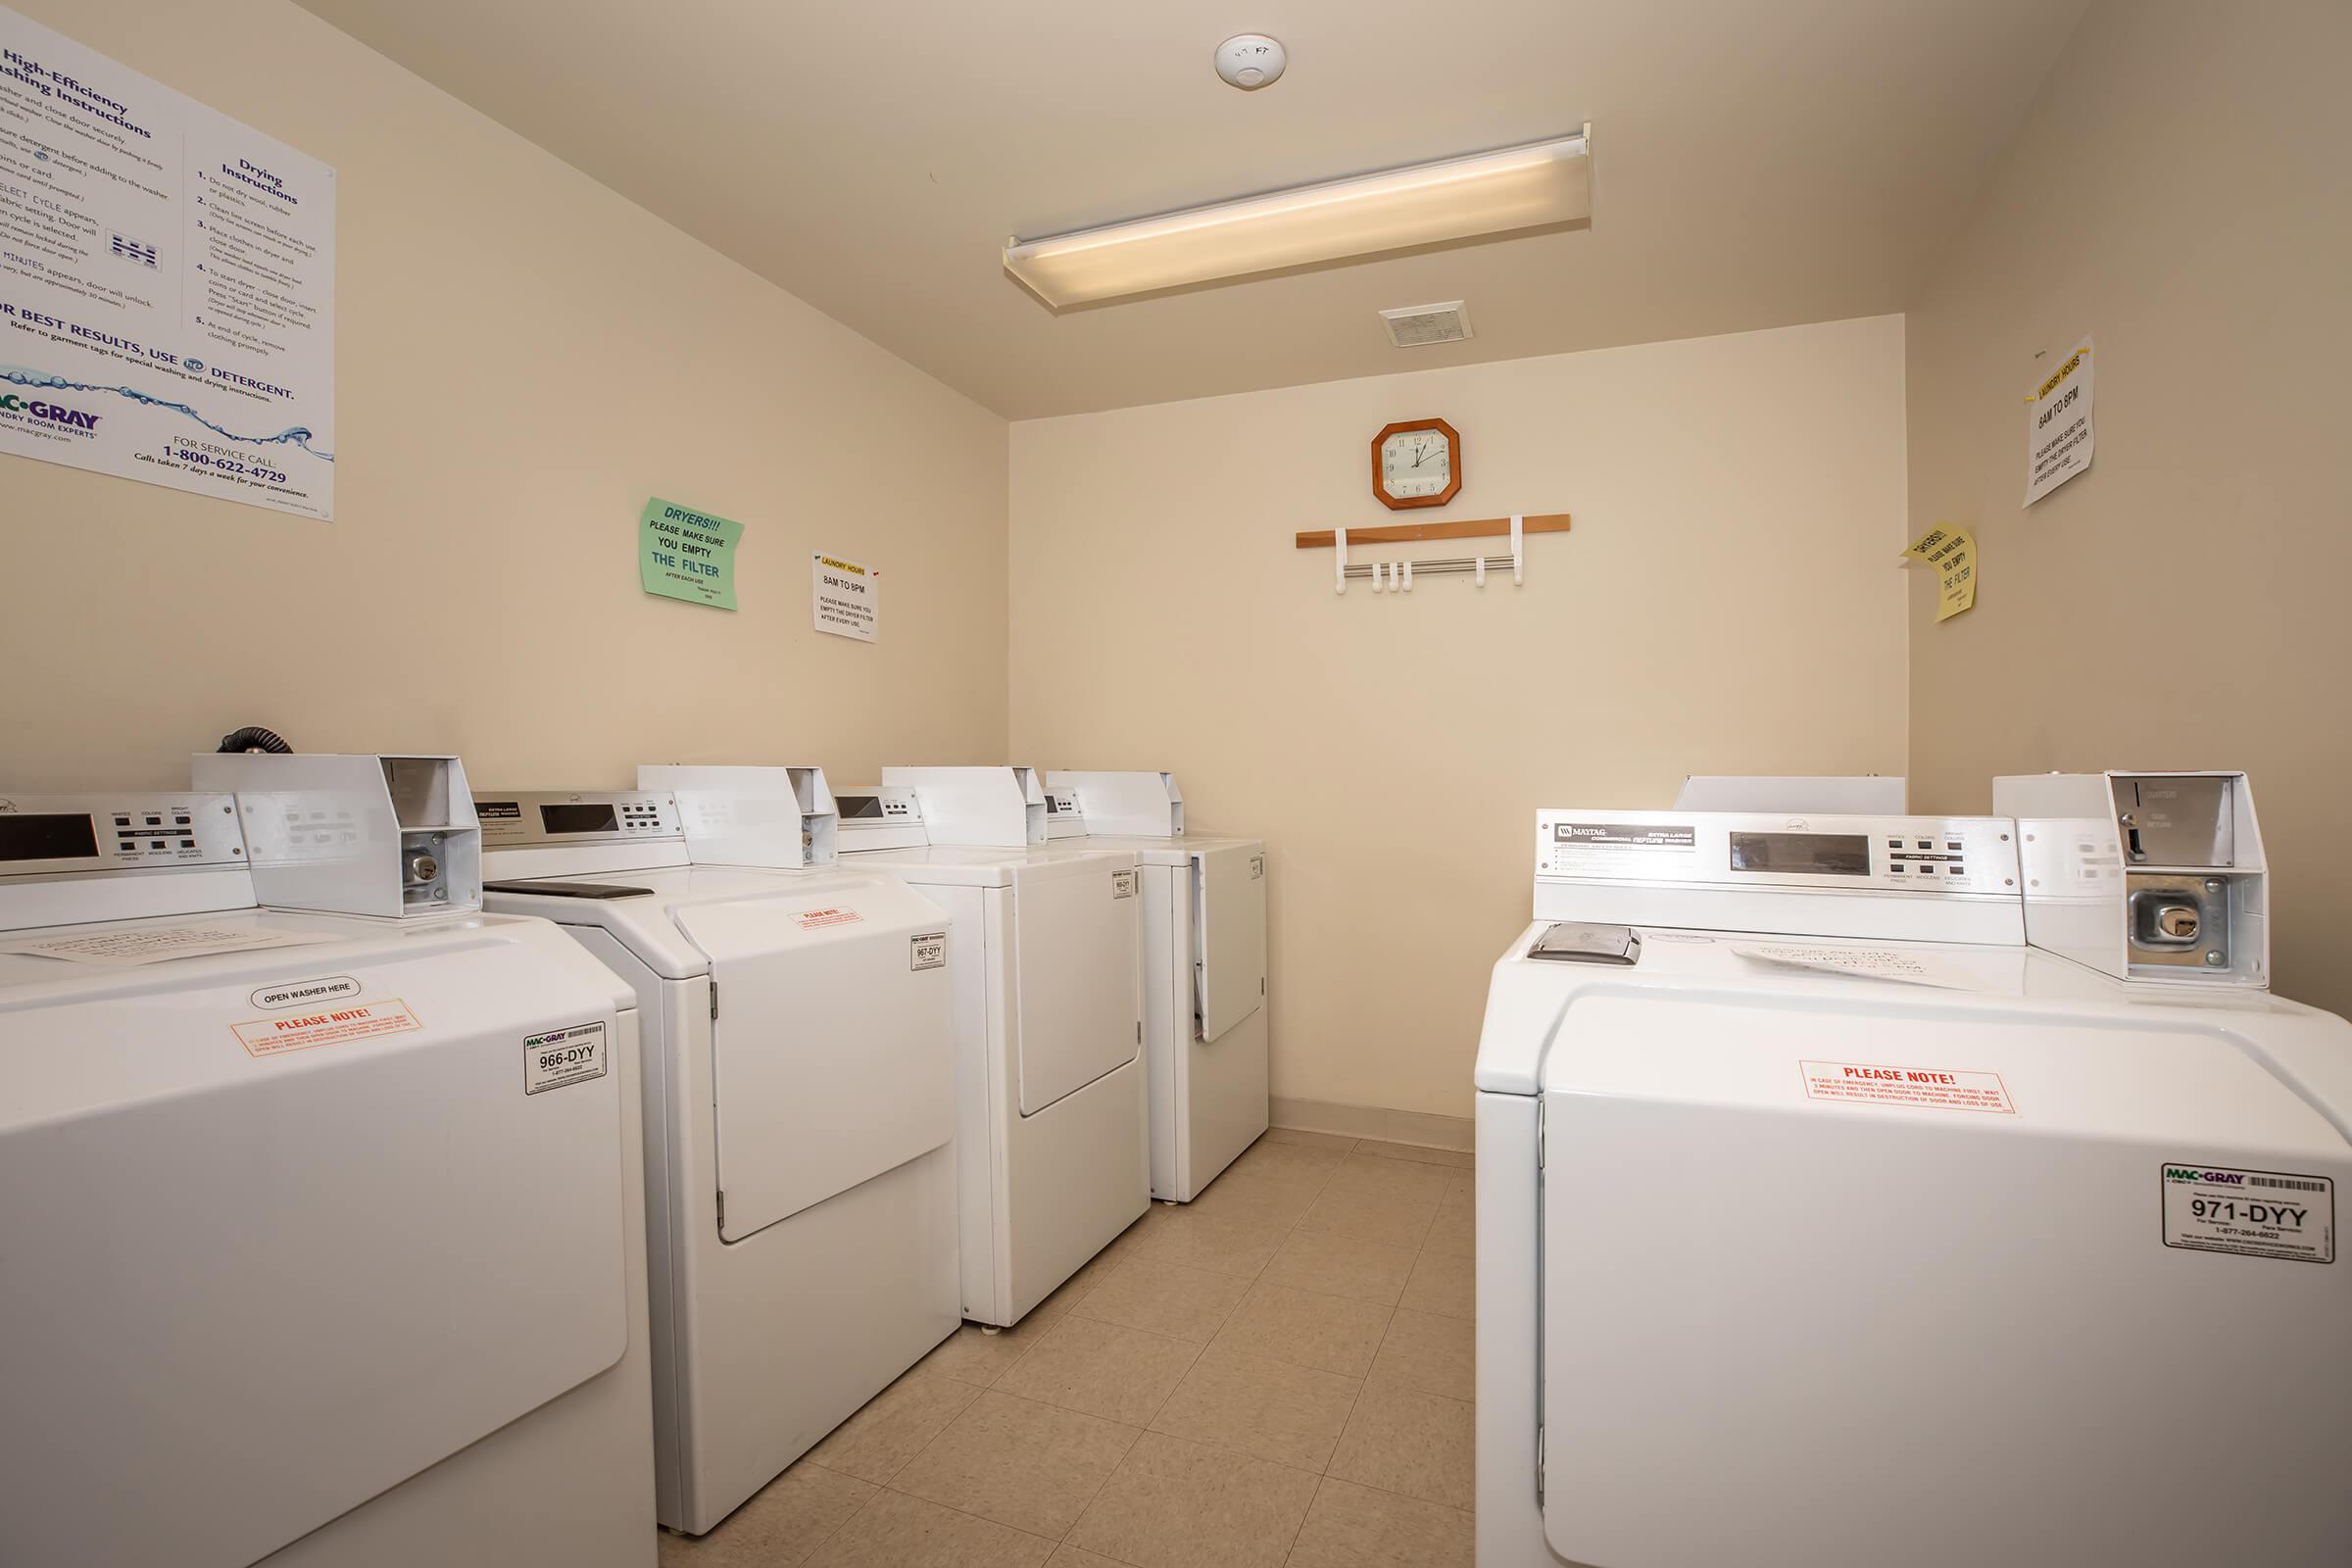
1004 127 1591 309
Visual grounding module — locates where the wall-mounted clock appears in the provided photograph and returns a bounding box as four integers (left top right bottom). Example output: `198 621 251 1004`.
1371 417 1461 510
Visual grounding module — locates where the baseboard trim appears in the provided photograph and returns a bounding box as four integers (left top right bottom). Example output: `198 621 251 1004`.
1269 1097 1474 1153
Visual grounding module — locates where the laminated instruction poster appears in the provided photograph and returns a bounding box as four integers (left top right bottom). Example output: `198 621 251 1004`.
0 7 335 518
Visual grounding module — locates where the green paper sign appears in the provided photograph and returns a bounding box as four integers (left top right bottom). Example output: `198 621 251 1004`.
639 497 743 610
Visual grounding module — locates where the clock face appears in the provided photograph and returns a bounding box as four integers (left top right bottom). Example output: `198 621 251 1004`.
1380 427 1453 500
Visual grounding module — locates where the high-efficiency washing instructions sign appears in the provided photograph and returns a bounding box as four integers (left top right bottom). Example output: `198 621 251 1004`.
0 6 336 518
811 551 879 642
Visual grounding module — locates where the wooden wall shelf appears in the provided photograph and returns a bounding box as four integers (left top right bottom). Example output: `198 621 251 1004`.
1295 513 1571 549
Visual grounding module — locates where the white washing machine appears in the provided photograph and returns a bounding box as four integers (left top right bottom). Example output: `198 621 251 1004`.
1043 770 1268 1201
660 765 1147 1326
0 760 654 1568
1475 789 2352 1567
473 780 960 1536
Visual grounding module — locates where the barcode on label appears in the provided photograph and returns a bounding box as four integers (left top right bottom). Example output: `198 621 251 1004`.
2248 1177 2329 1193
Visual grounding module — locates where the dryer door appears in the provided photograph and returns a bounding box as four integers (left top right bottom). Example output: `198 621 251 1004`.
1012 858 1141 1114
1192 843 1266 1043
675 880 955 1242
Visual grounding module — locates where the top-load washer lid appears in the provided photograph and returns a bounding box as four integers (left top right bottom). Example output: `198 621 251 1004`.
667 872 956 1242
1007 853 1143 1116
1536 985 2352 1568
1191 840 1266 1043
0 919 630 1568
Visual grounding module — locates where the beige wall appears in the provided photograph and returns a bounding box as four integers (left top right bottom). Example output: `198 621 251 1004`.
0 0 1006 793
1009 317 1911 1117
1904 0 2352 1015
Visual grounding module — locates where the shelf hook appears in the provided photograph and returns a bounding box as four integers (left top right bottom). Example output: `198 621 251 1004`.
1334 527 1348 595
1510 514 1524 586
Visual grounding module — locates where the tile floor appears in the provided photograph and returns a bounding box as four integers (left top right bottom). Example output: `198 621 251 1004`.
660 1129 1476 1568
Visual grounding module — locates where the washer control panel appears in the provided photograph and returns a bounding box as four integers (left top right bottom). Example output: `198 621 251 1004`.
1537 810 2019 894
0 794 246 876
473 790 681 849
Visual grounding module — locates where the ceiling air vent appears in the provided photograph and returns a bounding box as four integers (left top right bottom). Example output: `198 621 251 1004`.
1380 300 1474 348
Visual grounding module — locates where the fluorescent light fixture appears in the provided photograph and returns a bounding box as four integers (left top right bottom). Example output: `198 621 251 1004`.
1004 127 1591 308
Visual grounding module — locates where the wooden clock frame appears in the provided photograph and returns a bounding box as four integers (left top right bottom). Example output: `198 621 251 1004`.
1369 417 1463 511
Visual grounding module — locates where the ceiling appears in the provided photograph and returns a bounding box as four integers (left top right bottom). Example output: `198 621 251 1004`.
295 0 2087 419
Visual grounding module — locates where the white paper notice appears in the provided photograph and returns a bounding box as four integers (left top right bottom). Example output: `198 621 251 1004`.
1732 943 1975 990
0 923 336 966
2024 336 2093 506
0 7 335 517
811 552 879 642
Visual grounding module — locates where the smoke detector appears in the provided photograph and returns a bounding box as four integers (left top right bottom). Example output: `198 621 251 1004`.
1380 300 1474 348
1215 34 1287 90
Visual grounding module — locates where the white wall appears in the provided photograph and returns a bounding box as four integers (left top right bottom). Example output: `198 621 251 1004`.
1904 0 2352 1016
0 0 1007 792
1009 317 1911 1118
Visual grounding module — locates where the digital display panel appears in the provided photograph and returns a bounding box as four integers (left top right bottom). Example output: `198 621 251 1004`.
0 813 100 862
1728 831 1871 877
539 803 620 835
837 796 885 819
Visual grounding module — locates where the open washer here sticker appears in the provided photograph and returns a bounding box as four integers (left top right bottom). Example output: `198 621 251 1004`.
2162 1163 2334 1264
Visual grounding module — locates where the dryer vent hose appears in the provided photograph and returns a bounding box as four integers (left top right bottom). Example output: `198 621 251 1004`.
217 725 293 755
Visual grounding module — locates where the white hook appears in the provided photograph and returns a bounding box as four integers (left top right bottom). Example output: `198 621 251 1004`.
1372 561 1386 593
1510 514 1524 586
1402 559 1414 592
1475 553 1487 587
1334 526 1348 595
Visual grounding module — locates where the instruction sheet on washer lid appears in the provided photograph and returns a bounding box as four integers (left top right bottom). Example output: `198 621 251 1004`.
0 924 337 965
1731 943 1976 990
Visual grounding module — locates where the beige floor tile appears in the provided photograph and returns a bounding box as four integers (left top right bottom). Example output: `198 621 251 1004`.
1148 1345 1361 1472
1186 1165 1327 1228
807 1488 1054 1568
660 1460 873 1566
1365 1307 1474 1402
1209 1281 1391 1379
1122 1204 1288 1279
1066 1432 1317 1568
807 1371 981 1484
1229 1139 1348 1178
919 1321 1047 1389
888 1390 1140 1541
1351 1139 1475 1170
995 1314 1201 1426
1071 1257 1251 1344
1295 1185 1438 1251
1096 1207 1171 1268
1324 1152 1452 1205
1043 1547 1128 1567
1259 1227 1417 1306
1263 1128 1357 1155
1396 1249 1475 1321
1446 1168 1475 1205
1420 1196 1476 1261
1284 1476 1473 1568
1326 1381 1475 1509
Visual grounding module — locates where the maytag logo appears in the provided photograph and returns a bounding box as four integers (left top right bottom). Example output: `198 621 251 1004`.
0 393 102 431
2166 1167 2245 1185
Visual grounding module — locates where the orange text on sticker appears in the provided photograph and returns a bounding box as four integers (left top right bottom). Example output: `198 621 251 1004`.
1798 1058 2016 1114
233 999 423 1058
796 907 863 929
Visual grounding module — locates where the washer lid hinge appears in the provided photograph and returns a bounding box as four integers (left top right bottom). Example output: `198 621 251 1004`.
710 981 719 1020
1537 1423 1544 1503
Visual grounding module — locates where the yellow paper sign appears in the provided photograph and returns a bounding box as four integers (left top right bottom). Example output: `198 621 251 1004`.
1901 524 1977 621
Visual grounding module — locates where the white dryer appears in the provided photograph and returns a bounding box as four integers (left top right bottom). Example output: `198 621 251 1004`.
1044 770 1268 1201
474 781 959 1536
660 765 1149 1326
1475 795 2352 1568
0 761 654 1568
